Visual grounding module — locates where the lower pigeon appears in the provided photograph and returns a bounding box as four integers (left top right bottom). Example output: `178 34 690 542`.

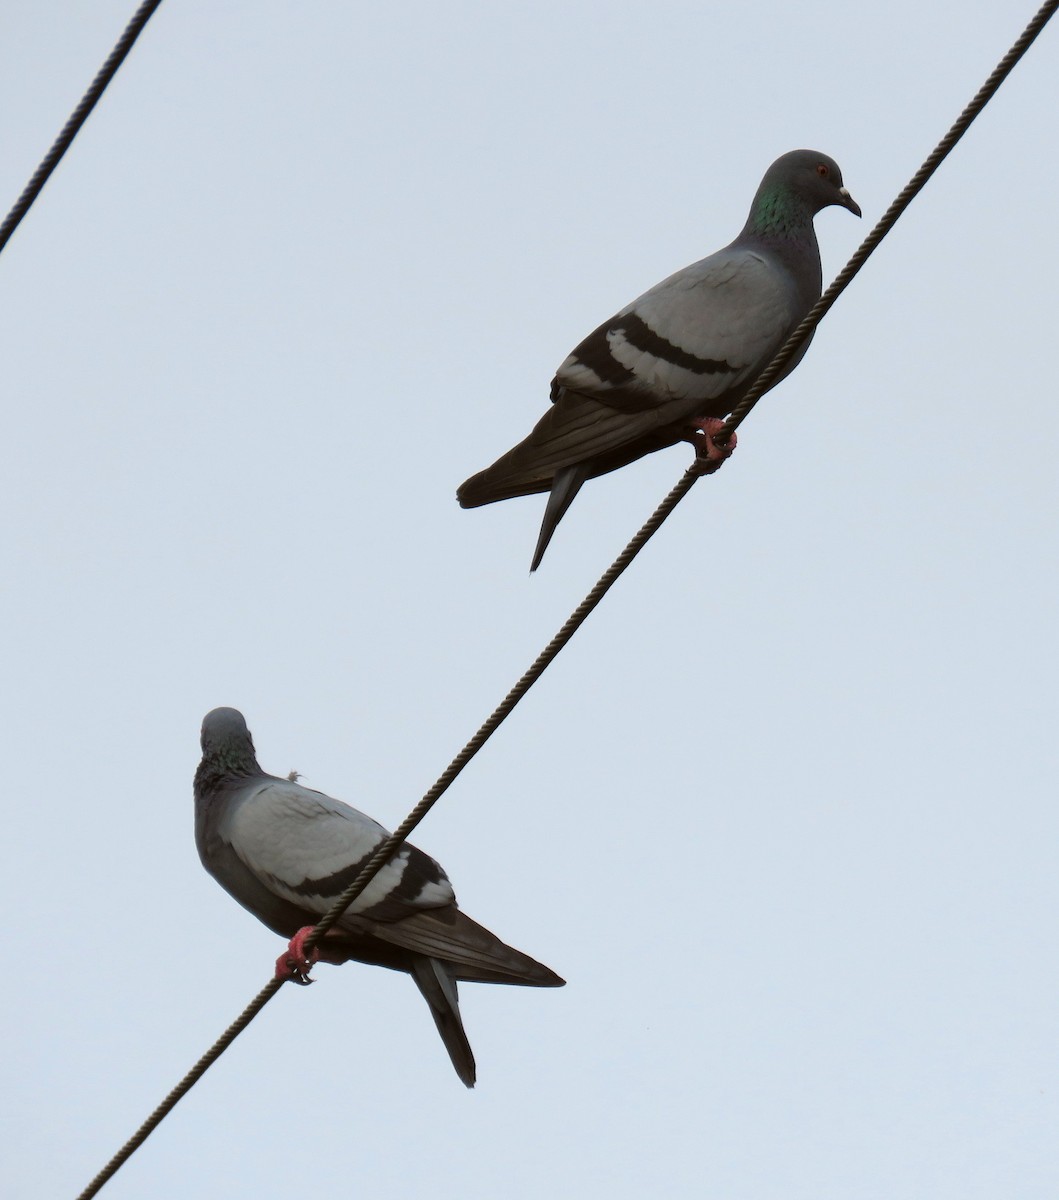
194 707 563 1087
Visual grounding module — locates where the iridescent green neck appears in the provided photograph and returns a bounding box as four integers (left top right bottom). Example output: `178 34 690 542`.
746 184 812 240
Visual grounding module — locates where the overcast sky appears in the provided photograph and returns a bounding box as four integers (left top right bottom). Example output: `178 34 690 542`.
4 3 1058 1198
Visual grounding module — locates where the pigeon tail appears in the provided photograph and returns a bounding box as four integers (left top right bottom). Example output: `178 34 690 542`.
531 465 587 572
410 956 476 1088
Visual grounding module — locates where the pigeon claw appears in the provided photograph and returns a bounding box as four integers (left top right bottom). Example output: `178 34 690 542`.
275 925 319 986
686 417 736 476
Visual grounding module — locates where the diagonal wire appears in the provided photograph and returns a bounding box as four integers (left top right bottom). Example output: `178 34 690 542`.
74 474 696 1200
75 980 284 1200
295 472 696 959
715 0 1059 445
301 0 1059 955
0 1 165 258
74 2 1057 1196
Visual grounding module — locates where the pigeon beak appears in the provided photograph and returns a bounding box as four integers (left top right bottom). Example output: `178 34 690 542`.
839 186 862 218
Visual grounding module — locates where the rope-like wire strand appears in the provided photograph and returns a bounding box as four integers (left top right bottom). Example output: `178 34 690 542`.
300 0 1059 955
717 0 1059 443
74 475 694 1200
74 3 1057 1196
0 1 164 258
75 981 283 1200
296 469 697 957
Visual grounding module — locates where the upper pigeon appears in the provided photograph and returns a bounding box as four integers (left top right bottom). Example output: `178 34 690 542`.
457 149 860 570
194 707 563 1087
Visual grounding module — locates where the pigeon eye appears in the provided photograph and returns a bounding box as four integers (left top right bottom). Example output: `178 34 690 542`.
816 163 829 177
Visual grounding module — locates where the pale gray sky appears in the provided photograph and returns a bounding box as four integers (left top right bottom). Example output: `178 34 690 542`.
4 3 1058 1197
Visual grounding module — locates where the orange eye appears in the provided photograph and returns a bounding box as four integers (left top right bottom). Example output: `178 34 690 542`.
816 163 829 177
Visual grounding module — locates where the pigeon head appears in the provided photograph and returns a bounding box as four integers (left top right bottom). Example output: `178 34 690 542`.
747 149 861 235
199 706 261 773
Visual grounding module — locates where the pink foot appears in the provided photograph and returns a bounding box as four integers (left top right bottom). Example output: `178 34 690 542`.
684 417 736 475
275 926 318 986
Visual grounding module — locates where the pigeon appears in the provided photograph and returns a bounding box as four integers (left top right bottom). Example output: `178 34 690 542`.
194 707 563 1087
457 149 861 570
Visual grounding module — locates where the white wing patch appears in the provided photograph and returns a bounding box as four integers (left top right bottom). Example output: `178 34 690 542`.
554 352 607 394
603 326 740 401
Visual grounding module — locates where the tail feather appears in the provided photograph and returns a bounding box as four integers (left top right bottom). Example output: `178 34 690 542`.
353 907 565 987
530 465 588 571
410 956 476 1088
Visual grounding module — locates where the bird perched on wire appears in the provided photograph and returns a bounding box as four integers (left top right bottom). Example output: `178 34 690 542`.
194 707 563 1087
457 149 860 570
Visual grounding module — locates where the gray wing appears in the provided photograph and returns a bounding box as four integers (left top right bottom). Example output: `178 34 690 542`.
217 778 457 923
212 778 563 987
458 246 801 505
557 248 794 408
